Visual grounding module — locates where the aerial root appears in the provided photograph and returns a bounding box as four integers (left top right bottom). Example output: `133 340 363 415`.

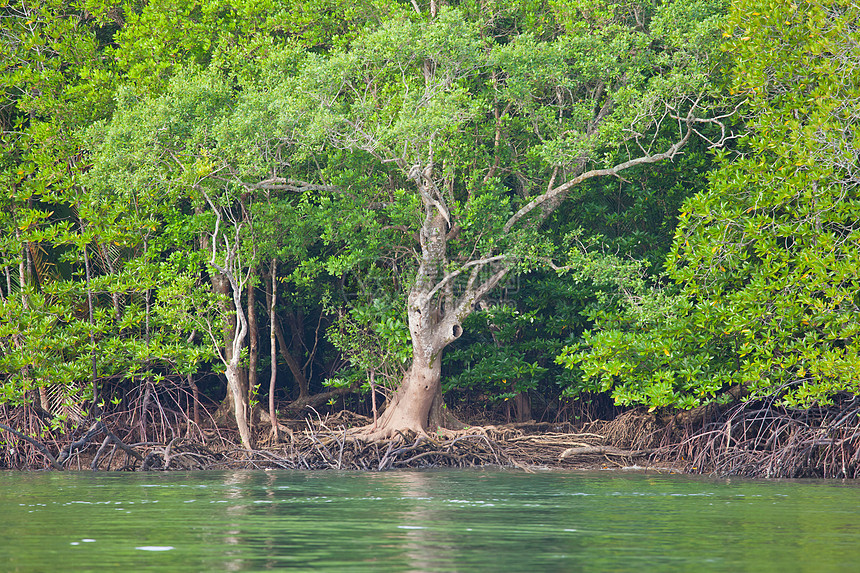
1 406 669 472
664 394 860 478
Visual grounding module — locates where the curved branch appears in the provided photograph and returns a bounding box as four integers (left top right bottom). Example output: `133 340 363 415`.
238 177 339 193
503 112 697 234
425 255 507 301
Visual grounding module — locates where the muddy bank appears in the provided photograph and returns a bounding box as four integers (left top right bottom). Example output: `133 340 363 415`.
4 394 860 478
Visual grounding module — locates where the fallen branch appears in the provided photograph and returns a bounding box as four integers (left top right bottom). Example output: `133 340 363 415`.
560 446 656 459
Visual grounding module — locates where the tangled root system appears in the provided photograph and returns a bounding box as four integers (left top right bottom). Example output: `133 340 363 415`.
666 394 860 478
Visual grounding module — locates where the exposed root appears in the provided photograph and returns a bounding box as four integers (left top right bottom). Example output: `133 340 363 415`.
665 394 860 478
244 426 515 471
0 421 63 470
117 417 643 471
599 410 662 450
138 439 222 471
29 398 860 476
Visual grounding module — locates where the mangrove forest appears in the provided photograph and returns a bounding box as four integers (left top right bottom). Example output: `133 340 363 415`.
3 0 860 478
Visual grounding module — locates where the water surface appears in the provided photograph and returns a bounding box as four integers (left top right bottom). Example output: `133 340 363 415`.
2 469 859 571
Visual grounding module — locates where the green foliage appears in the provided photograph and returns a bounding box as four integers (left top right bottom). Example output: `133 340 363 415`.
271 0 728 291
112 0 403 93
1 0 736 425
327 293 412 390
568 0 860 409
444 298 562 408
0 0 122 419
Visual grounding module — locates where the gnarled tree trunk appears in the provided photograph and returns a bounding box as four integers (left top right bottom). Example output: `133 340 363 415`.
363 179 496 438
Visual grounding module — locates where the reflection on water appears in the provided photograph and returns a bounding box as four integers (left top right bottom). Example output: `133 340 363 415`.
2 469 860 572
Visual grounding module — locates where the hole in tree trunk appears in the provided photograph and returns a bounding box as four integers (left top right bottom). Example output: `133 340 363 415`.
452 324 462 338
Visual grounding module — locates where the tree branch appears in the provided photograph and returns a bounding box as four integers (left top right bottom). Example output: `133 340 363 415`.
425 254 507 301
237 177 339 193
504 113 696 233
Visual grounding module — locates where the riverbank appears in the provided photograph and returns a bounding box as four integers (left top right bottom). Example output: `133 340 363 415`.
4 394 860 478
1 409 673 473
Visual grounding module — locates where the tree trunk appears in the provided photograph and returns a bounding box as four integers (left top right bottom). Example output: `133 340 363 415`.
247 277 259 408
266 259 280 441
427 384 466 430
369 369 378 429
373 351 442 436
361 177 495 438
212 272 251 427
213 275 235 358
365 251 467 437
188 374 200 427
227 283 253 449
196 196 253 448
225 363 252 448
274 319 309 399
80 217 98 413
369 323 467 436
288 309 304 361
513 392 532 423
38 387 50 413
99 243 123 322
3 265 11 299
217 277 253 450
366 289 459 437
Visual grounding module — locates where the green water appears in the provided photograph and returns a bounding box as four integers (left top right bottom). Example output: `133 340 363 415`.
1 469 859 572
